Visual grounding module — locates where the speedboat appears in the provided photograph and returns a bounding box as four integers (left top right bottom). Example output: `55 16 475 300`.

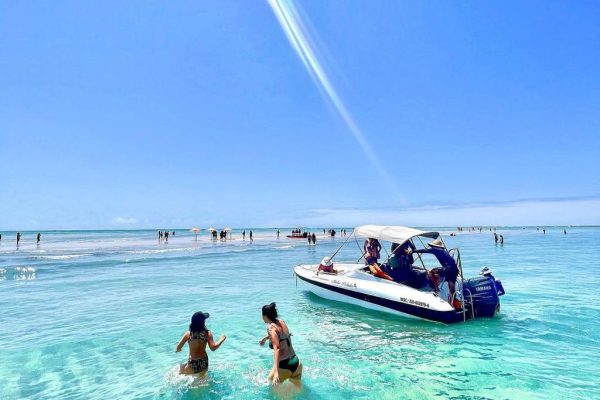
294 225 505 323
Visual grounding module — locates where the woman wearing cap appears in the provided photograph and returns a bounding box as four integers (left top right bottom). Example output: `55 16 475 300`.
176 311 227 375
259 303 302 385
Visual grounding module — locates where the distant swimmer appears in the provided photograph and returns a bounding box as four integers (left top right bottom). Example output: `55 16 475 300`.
307 235 311 245
37 233 41 244
243 230 246 240
499 235 504 245
16 232 21 246
277 229 280 239
311 233 316 244
543 229 546 234
259 303 302 385
564 229 567 235
249 230 253 241
494 233 498 244
165 231 169 243
176 311 226 375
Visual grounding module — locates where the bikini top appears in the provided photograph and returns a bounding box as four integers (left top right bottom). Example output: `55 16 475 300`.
268 322 295 360
189 330 208 342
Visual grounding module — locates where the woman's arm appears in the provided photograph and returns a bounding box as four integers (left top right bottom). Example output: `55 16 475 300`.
259 335 269 346
176 331 190 352
207 330 227 351
268 327 281 384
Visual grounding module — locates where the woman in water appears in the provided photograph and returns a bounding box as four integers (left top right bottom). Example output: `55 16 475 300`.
259 303 302 385
176 311 226 375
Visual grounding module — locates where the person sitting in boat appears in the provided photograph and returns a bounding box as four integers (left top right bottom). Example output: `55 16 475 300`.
385 241 416 283
317 256 337 274
364 238 392 281
176 311 227 375
363 238 382 265
412 238 459 301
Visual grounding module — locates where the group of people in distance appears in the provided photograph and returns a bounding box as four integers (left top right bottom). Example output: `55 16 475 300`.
317 237 460 304
158 231 175 242
176 303 302 386
1 232 41 246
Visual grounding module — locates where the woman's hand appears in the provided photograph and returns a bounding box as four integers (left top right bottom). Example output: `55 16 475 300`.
175 347 181 353
271 369 280 386
259 337 268 346
219 335 227 344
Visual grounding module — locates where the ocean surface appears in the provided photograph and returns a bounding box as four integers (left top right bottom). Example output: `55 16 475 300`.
1 227 598 400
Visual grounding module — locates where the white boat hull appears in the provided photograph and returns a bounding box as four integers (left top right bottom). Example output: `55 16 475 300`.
294 263 464 323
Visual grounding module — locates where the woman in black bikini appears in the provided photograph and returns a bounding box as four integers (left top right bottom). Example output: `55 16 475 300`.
259 303 302 385
176 311 226 375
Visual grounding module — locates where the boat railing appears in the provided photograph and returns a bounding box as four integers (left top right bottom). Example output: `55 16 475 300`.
448 248 468 316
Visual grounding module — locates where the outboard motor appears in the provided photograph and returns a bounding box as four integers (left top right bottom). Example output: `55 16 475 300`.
463 267 505 318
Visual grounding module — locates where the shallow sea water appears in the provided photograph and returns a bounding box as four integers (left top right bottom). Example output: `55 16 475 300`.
1 227 599 399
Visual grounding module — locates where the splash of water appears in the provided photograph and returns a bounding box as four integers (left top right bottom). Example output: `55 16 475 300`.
267 0 401 198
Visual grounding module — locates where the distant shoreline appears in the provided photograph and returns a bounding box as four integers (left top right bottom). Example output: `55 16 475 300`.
0 225 598 233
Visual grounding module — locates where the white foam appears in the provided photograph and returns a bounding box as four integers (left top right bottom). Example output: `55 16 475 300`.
35 254 92 260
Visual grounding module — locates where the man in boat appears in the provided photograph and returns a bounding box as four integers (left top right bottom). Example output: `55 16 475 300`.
412 239 459 301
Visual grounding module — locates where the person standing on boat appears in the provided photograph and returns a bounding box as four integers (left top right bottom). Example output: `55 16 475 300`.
176 311 226 375
259 303 302 386
413 238 459 301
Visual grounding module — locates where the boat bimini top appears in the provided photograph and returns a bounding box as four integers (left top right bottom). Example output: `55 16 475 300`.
353 225 440 246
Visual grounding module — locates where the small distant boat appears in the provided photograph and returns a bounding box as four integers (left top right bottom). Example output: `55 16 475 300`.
287 228 308 239
294 225 505 324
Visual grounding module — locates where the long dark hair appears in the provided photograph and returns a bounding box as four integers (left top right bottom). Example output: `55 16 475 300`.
262 302 278 322
189 312 208 333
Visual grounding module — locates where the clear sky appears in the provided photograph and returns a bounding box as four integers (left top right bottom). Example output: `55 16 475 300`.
1 0 598 229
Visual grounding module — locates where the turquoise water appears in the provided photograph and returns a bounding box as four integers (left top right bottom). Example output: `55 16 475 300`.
1 227 599 399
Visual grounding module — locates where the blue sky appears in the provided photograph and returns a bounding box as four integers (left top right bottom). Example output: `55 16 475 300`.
0 0 598 229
